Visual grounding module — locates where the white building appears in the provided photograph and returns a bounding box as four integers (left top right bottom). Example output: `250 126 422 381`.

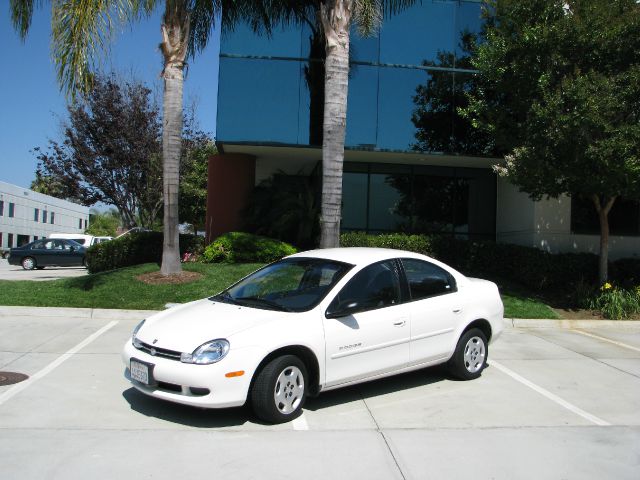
0 181 90 250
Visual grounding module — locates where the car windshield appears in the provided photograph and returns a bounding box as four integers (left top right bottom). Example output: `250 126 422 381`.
211 258 353 312
66 239 84 248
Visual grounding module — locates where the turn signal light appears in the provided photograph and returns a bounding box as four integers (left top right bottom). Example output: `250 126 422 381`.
225 370 245 378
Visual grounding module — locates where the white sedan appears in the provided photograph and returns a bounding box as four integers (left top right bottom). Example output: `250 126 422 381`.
122 248 503 423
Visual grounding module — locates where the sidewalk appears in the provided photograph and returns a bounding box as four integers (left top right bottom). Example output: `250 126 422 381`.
1 305 639 328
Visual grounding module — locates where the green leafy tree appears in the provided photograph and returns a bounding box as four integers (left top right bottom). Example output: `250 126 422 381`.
9 0 239 275
33 74 164 229
463 0 640 283
87 209 121 237
179 135 215 234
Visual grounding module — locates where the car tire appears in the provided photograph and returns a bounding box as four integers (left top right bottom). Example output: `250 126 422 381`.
251 355 307 424
447 328 488 380
21 257 36 270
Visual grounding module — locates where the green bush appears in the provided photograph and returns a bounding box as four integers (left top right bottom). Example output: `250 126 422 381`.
339 232 605 292
86 232 204 273
202 232 297 264
589 283 640 320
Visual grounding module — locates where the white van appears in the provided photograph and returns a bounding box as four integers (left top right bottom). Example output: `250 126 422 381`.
48 233 113 247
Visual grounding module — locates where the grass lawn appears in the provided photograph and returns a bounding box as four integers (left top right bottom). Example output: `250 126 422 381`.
0 263 263 310
0 262 559 318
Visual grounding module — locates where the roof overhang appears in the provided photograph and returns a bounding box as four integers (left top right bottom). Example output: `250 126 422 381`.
217 142 501 169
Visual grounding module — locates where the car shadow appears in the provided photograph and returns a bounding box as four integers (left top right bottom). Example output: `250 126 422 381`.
122 364 454 427
122 388 254 428
304 364 449 412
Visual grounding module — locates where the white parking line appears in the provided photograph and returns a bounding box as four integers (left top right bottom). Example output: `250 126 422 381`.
292 412 309 430
0 321 119 407
490 360 610 426
572 329 640 353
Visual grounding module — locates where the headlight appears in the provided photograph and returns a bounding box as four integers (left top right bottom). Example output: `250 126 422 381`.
132 319 146 348
181 339 230 365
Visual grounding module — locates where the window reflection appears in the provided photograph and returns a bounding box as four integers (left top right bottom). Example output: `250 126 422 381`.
217 1 486 154
342 163 496 239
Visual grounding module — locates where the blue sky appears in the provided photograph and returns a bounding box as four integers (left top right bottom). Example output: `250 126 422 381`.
0 6 220 190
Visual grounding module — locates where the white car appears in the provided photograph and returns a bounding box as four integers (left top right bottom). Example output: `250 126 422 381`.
122 248 503 423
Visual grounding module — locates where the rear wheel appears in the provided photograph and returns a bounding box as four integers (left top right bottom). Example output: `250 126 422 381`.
251 355 307 424
447 328 488 380
21 257 36 270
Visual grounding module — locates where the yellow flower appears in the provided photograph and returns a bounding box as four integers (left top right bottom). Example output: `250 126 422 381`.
601 282 612 291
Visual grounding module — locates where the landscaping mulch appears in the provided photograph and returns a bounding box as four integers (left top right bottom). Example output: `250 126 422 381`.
136 271 203 285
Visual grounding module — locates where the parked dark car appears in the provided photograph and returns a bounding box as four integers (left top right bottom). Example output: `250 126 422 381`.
8 239 87 270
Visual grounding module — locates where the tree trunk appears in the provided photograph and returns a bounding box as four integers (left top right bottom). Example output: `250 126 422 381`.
592 195 616 285
319 0 352 249
160 1 189 275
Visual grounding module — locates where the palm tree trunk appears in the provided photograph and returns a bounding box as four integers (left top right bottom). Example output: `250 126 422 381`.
592 195 616 285
160 1 189 275
319 0 352 248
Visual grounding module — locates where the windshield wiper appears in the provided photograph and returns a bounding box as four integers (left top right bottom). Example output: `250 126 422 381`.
235 296 293 312
211 290 240 305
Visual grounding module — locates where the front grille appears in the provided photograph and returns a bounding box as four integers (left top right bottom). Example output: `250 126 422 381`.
135 341 182 361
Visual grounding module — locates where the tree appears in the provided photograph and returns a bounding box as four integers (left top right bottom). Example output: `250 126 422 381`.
10 0 232 275
87 209 121 237
241 1 417 248
411 32 497 157
463 0 640 283
179 134 215 234
34 74 164 229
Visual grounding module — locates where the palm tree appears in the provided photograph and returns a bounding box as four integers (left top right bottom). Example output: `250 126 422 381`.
240 1 415 248
9 0 233 275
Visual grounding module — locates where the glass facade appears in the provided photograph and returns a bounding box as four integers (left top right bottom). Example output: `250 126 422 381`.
341 162 495 239
217 0 485 154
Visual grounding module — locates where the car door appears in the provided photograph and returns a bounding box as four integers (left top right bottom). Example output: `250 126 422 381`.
400 258 461 365
323 259 411 387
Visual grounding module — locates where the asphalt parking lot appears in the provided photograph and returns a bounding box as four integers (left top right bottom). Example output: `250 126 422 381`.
0 258 88 281
0 309 638 479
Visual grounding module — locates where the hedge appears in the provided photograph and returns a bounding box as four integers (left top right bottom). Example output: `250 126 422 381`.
86 232 204 273
341 232 637 292
202 232 297 264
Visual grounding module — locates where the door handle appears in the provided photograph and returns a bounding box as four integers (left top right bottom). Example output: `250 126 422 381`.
453 308 462 314
393 320 406 327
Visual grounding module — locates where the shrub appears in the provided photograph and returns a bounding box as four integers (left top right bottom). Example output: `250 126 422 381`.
339 232 601 292
589 283 640 320
202 232 297 264
86 232 204 273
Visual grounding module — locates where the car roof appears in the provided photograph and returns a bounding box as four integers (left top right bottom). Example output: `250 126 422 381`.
288 247 430 267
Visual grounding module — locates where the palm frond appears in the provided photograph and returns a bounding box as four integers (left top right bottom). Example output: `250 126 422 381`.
9 0 44 40
51 0 158 98
354 0 382 37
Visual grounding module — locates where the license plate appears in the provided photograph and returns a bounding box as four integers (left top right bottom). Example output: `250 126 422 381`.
130 359 154 385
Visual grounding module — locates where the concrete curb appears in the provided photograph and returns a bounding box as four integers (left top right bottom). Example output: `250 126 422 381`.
0 306 159 321
503 318 640 329
0 306 639 328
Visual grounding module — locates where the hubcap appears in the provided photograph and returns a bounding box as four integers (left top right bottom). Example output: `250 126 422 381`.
23 258 34 269
463 336 486 373
273 365 304 415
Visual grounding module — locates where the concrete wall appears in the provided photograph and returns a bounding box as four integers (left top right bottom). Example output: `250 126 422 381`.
496 178 639 260
205 153 256 242
0 181 89 249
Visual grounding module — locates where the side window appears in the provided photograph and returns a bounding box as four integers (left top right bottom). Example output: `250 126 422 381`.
31 240 45 249
328 260 401 315
401 258 456 300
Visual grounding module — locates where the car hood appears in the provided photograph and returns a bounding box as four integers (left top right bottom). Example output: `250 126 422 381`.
136 298 287 353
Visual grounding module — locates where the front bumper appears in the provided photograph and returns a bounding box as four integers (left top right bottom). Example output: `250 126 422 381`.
122 341 254 408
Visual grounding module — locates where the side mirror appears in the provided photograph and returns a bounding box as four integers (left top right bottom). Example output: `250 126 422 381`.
69 246 75 252
326 300 360 319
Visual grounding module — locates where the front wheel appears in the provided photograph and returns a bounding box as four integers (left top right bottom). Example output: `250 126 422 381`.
447 328 488 380
22 257 36 270
251 355 307 424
